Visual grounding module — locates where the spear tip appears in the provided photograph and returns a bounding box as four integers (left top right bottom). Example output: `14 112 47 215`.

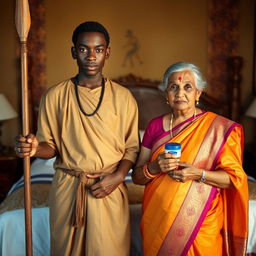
15 0 31 41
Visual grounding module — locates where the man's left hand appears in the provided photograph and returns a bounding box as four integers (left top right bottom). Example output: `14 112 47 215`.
86 172 123 198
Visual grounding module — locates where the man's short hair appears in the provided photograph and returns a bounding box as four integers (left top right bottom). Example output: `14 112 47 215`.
72 21 110 46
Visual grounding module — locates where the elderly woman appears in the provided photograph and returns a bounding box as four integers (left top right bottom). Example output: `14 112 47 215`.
132 62 248 256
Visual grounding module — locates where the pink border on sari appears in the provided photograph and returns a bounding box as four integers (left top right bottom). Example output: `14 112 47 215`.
180 187 218 255
211 122 238 168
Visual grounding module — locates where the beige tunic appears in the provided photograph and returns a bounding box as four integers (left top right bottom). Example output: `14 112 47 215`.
36 78 139 256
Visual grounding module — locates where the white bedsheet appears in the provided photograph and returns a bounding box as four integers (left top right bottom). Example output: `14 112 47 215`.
248 200 256 254
0 206 142 256
0 202 255 255
0 207 50 256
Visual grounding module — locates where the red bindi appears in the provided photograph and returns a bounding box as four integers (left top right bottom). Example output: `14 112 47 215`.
178 76 182 81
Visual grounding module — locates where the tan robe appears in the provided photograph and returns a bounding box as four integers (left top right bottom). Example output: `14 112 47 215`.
36 78 139 256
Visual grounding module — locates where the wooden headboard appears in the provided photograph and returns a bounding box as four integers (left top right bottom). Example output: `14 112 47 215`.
113 56 243 130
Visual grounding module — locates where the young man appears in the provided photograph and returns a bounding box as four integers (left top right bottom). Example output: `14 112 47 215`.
15 21 139 256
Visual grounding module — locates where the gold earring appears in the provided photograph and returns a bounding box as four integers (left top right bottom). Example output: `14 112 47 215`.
196 99 199 106
166 100 169 105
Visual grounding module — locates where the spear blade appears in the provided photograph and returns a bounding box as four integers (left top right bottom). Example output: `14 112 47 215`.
15 0 31 42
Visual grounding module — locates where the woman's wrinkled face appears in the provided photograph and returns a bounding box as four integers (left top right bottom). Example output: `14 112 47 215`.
166 70 202 112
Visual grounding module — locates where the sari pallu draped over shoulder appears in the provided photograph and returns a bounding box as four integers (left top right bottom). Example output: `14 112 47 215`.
141 112 248 256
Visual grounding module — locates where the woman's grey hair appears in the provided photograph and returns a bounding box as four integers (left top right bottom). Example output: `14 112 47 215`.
159 62 207 91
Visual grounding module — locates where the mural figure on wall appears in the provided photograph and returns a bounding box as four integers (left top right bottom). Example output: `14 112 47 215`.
122 30 143 67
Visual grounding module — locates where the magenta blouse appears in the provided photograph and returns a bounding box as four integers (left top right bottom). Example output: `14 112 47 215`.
142 112 206 150
142 115 167 150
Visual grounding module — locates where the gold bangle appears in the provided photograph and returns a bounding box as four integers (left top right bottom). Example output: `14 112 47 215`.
143 163 158 179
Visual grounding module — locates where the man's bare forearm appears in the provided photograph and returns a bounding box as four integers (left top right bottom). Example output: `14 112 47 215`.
35 142 56 159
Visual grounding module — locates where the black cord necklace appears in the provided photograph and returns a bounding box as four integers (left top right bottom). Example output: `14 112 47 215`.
73 75 105 117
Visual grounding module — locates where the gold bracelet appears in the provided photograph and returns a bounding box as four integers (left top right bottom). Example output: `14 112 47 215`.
143 163 158 179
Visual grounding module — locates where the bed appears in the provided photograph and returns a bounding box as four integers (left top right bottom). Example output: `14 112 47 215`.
0 56 255 256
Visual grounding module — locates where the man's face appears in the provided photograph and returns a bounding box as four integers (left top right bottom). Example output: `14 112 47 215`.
72 32 110 77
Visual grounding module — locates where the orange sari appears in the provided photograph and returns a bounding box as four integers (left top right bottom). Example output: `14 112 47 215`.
141 112 248 256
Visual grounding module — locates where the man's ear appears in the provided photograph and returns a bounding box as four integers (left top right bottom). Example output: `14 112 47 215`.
71 46 77 59
105 47 111 59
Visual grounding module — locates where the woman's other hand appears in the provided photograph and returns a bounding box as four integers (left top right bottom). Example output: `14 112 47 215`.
173 162 233 188
168 162 201 182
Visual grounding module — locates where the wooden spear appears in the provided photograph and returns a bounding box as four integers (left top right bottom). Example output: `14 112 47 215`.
15 0 33 255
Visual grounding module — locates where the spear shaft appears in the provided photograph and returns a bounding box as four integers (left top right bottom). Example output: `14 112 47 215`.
15 1 32 255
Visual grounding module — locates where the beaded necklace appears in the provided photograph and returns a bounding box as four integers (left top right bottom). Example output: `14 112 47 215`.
73 75 105 117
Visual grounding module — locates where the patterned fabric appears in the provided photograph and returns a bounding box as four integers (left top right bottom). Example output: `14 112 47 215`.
207 0 240 100
27 0 47 132
0 184 51 213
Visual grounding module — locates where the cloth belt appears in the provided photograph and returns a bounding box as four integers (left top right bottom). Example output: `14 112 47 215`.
62 163 117 228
